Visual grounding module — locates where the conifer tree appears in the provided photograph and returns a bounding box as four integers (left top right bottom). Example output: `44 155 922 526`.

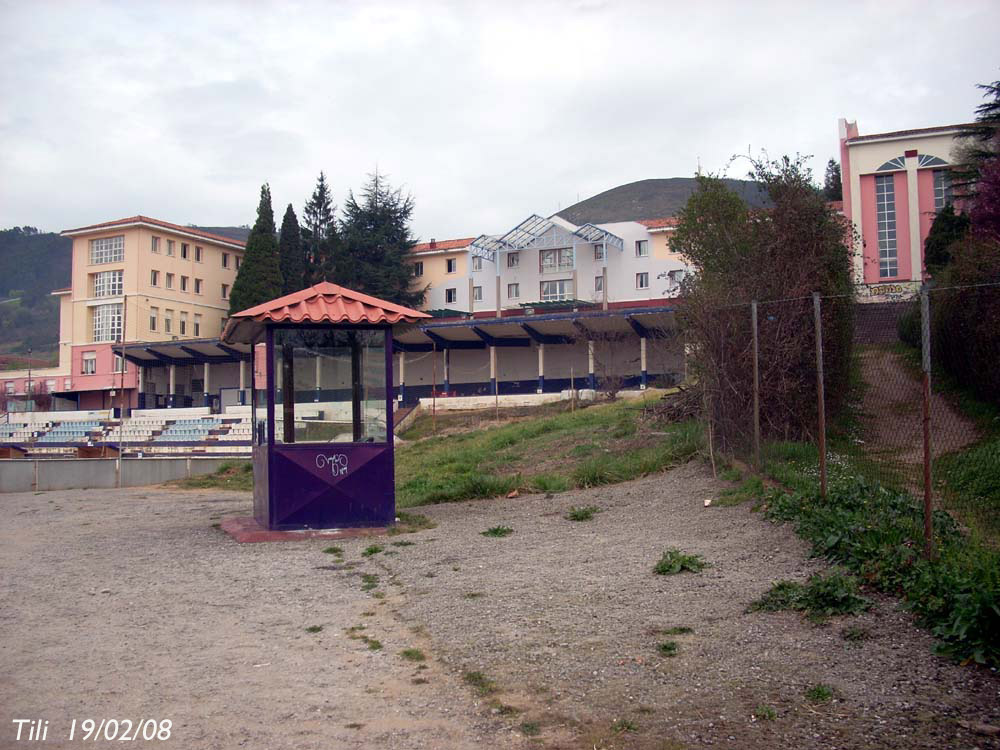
278 203 306 294
822 158 842 201
229 184 283 314
336 171 424 307
302 172 337 284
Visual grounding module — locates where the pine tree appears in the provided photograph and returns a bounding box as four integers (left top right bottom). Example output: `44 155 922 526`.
924 204 971 273
229 184 283 314
822 158 842 201
336 170 424 307
302 172 337 284
278 203 306 294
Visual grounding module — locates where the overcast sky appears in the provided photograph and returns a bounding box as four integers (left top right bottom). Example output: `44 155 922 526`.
1 0 997 241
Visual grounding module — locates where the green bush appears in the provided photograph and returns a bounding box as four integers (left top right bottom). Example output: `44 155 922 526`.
653 548 708 575
897 302 921 349
749 569 871 621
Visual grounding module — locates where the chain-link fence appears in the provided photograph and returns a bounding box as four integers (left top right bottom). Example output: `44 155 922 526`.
702 282 1000 553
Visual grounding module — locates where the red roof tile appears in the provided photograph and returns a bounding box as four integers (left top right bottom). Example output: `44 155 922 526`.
61 215 246 247
411 237 475 253
223 282 430 344
638 217 679 229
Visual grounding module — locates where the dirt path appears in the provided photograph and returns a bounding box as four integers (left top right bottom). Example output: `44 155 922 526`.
2 466 998 749
857 347 979 466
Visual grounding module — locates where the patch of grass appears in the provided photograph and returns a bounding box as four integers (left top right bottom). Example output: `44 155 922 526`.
748 569 871 622
841 625 872 642
611 718 638 733
805 684 834 703
344 722 364 730
389 511 438 535
361 573 379 591
462 670 497 696
719 467 742 482
391 540 416 547
656 641 679 657
361 544 384 557
753 705 777 721
362 636 383 651
322 546 343 555
715 476 765 507
400 648 426 662
568 443 598 458
462 592 485 599
565 505 601 521
173 460 253 491
520 721 541 736
412 677 429 685
489 701 521 716
660 626 693 635
936 435 1000 542
304 625 323 633
530 474 570 493
653 548 708 575
481 525 514 538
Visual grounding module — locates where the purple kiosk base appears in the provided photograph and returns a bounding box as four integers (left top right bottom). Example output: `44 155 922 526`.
222 282 430 533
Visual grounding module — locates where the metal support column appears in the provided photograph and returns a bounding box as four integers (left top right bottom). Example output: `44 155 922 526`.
443 348 450 393
639 336 647 389
537 343 545 393
490 345 497 395
314 354 322 402
203 362 211 408
168 364 176 408
399 351 406 405
587 340 596 390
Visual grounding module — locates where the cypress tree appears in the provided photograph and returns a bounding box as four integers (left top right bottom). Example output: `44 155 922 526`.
229 184 283 314
924 204 970 273
278 203 306 294
302 172 337 284
822 158 842 201
336 170 425 308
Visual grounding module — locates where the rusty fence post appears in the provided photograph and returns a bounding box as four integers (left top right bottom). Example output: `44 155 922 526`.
920 288 933 558
751 300 761 472
812 292 827 500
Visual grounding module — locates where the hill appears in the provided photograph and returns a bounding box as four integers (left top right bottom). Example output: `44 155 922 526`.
555 177 768 225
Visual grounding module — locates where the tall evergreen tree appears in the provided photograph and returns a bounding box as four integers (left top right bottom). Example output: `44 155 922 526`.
302 172 337 284
335 170 424 307
229 184 283 314
822 158 842 201
924 204 970 273
278 203 306 294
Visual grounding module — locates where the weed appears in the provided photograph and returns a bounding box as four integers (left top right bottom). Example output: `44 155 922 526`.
481 526 514 538
653 548 708 575
715 476 765 506
805 684 834 703
361 611 375 617
462 592 485 599
362 636 383 651
720 467 742 482
361 573 379 591
412 677 429 685
400 648 426 662
489 701 521 716
841 625 872 642
657 641 679 657
391 540 415 547
520 722 541 736
531 474 570 493
565 505 601 521
748 570 871 621
463 670 497 696
753 705 777 721
612 718 638 733
304 625 323 633
389 512 438 535
660 626 693 635
322 546 344 555
344 722 364 729
362 544 384 557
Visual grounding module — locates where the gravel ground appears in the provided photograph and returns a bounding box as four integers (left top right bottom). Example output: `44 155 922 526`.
2 462 998 750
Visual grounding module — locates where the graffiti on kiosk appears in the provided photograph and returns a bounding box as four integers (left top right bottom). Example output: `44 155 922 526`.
315 453 349 477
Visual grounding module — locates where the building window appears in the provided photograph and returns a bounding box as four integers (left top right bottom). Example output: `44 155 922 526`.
412 261 424 277
507 282 520 299
193 313 201 337
235 256 241 270
82 351 97 375
635 240 649 257
165 272 174 289
63 378 71 390
92 303 123 342
636 272 649 289
473 256 483 271
92 270 123 297
473 286 483 301
194 278 203 294
89 235 124 265
4 381 14 395
595 275 604 293
507 252 520 268
221 283 229 300
539 248 573 272
24 380 33 394
540 279 573 301
446 258 457 274
594 244 605 261
46 379 56 392
180 275 189 292
149 306 158 331
165 238 174 256
112 354 127 373
933 169 951 212
875 174 898 278
150 269 159 287
445 288 457 304
194 245 202 262
151 236 160 253
222 252 230 269
179 312 188 336
164 309 173 334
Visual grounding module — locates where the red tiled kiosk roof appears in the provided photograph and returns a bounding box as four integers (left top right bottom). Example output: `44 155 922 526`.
222 282 431 344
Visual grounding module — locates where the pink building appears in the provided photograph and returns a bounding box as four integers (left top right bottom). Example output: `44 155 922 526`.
838 118 968 300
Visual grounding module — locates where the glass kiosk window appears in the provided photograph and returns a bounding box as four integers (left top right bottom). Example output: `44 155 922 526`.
272 328 387 444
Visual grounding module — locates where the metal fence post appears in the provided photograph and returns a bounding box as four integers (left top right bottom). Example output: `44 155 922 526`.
812 292 827 500
920 288 933 558
751 300 761 471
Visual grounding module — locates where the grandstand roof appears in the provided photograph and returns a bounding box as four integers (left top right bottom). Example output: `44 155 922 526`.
223 282 431 344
